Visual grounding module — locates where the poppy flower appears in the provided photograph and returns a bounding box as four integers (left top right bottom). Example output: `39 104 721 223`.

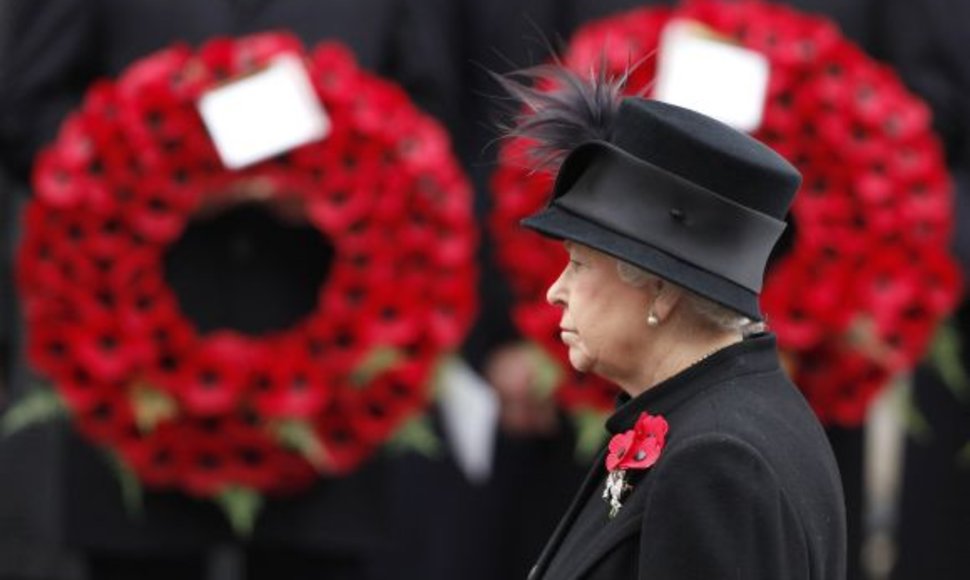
74 394 137 445
195 37 239 84
25 321 74 380
306 168 376 233
797 347 889 426
251 344 332 419
179 420 234 496
349 388 408 446
351 79 411 136
124 190 188 244
82 211 132 261
70 313 141 383
57 363 115 412
917 248 963 315
363 285 423 346
605 412 668 472
761 258 827 350
16 230 71 294
309 43 360 108
513 301 563 351
235 32 304 71
428 272 478 348
313 400 371 475
121 420 184 488
33 148 88 209
176 333 257 416
222 418 284 492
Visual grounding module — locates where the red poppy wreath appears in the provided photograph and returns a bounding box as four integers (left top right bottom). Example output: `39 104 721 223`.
490 0 962 427
17 33 477 509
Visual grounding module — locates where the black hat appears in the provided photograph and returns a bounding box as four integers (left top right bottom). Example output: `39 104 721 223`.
521 97 801 321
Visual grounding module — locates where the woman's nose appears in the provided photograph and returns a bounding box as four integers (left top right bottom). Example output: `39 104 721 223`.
546 269 566 307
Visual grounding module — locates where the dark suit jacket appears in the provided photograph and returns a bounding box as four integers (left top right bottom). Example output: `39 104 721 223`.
529 334 846 580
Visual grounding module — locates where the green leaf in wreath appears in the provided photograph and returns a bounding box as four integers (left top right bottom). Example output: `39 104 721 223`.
272 419 332 472
426 355 452 401
386 414 442 459
215 486 263 539
104 450 145 520
899 380 933 444
572 408 610 464
349 346 404 389
957 442 970 470
1 386 68 437
130 381 178 433
928 320 969 401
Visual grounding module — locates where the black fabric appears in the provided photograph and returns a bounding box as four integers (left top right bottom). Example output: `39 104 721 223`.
591 99 802 221
553 144 786 292
529 334 846 580
87 554 208 580
245 547 372 580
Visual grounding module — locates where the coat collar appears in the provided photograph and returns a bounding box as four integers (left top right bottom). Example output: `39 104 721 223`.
529 333 782 580
606 332 781 435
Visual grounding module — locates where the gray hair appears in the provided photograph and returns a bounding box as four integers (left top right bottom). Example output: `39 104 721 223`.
614 260 756 334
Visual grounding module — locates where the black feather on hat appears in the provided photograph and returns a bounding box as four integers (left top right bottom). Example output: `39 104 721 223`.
496 64 801 321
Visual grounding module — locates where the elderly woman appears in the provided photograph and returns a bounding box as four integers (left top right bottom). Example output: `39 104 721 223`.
499 67 847 580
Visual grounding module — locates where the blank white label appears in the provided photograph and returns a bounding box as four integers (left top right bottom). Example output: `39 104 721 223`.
654 20 770 133
198 54 330 170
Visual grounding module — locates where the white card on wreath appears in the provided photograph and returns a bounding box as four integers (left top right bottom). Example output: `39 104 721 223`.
653 20 770 133
197 54 330 170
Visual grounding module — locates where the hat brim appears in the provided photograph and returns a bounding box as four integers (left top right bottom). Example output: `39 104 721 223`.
521 204 764 321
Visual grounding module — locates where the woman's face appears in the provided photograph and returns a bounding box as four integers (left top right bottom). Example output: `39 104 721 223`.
546 242 652 380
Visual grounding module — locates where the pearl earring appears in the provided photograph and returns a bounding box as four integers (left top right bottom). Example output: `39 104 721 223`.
647 312 660 327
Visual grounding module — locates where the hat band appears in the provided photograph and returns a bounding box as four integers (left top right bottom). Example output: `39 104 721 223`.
554 146 787 292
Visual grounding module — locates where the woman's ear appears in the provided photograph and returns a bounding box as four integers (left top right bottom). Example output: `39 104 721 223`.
648 278 683 324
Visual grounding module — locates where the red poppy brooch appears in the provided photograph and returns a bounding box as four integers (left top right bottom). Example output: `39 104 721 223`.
603 412 668 518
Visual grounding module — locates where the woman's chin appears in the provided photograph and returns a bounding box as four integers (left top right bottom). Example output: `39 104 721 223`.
567 349 593 373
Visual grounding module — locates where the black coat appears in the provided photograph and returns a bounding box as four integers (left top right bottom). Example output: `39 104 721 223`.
530 334 846 580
